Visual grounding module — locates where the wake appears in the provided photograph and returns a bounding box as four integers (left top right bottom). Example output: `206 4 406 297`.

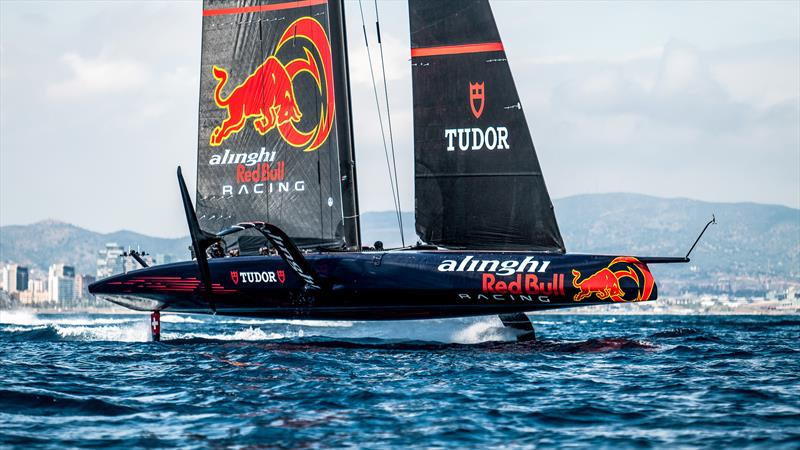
0 311 658 351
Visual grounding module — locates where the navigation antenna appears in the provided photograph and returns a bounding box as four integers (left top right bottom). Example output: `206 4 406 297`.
639 215 717 264
357 0 405 247
685 215 717 259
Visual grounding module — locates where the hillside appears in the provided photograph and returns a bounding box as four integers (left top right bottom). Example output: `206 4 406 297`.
0 220 190 275
1 195 797 285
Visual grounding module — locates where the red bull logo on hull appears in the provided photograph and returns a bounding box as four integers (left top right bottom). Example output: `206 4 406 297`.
209 17 334 152
571 257 655 302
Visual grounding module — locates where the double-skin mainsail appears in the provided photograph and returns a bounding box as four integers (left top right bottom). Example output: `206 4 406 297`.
196 0 360 251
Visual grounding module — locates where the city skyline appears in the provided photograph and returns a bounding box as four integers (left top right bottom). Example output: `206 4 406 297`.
0 242 177 309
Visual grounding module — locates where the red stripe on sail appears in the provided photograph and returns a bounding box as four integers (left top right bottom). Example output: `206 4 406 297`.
411 42 504 58
203 0 328 17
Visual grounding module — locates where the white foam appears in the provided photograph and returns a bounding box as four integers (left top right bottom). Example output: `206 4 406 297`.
173 326 304 341
51 317 137 326
53 322 151 342
3 325 48 333
160 315 204 324
450 317 517 344
218 319 354 327
0 310 138 327
0 310 41 325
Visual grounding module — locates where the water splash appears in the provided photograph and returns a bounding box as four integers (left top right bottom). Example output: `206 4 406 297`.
217 319 354 327
0 310 140 327
0 311 151 342
169 326 303 342
52 323 151 342
160 315 205 324
450 317 517 344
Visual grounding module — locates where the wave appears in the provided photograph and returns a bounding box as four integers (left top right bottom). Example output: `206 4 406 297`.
160 315 205 324
0 389 138 416
650 327 702 338
159 335 659 353
0 310 139 327
2 322 151 343
536 337 657 353
169 326 301 342
0 311 655 349
217 318 355 327
0 310 40 325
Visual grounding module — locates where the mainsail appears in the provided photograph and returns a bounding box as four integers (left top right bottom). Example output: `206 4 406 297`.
409 0 565 252
196 0 360 250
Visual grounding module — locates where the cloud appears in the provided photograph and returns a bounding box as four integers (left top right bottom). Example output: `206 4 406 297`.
46 52 151 99
550 41 789 133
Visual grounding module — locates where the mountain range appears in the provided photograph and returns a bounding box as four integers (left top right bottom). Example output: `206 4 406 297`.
1 194 797 287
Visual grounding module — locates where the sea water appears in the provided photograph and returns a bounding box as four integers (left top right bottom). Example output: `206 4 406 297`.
1 312 798 448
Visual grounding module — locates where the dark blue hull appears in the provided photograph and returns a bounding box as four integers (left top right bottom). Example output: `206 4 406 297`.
89 251 657 320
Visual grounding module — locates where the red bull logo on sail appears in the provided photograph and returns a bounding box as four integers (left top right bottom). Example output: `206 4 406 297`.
209 17 335 152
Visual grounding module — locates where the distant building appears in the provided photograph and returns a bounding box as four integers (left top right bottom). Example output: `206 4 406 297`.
97 243 126 279
48 264 75 302
19 277 50 305
155 254 177 265
96 243 154 278
74 274 96 300
1 264 29 293
16 266 29 292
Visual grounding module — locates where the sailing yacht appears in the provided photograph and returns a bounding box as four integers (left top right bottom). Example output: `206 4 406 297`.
90 0 712 341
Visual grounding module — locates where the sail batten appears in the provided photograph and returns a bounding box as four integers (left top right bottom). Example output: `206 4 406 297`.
409 0 565 252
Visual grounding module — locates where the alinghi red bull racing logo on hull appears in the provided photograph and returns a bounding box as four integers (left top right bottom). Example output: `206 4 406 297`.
209 17 334 152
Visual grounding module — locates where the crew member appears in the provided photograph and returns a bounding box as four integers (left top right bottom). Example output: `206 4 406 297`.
210 242 225 258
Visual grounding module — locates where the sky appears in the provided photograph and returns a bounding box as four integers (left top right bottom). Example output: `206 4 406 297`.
1 0 798 237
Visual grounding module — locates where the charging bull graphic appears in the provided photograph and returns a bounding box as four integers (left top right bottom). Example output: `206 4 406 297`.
571 257 655 302
209 17 335 152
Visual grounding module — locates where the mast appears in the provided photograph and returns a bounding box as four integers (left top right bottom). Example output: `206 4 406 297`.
329 0 361 250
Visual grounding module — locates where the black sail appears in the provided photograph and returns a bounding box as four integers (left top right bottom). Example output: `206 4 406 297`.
196 0 359 250
409 0 565 252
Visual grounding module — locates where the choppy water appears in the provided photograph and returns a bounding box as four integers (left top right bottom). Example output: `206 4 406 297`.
1 311 798 449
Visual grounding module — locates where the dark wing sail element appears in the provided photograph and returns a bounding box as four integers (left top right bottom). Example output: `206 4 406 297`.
196 0 359 249
409 0 565 252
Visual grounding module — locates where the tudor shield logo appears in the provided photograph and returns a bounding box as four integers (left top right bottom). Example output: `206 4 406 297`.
444 81 509 151
277 270 286 283
230 271 239 285
469 82 485 119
